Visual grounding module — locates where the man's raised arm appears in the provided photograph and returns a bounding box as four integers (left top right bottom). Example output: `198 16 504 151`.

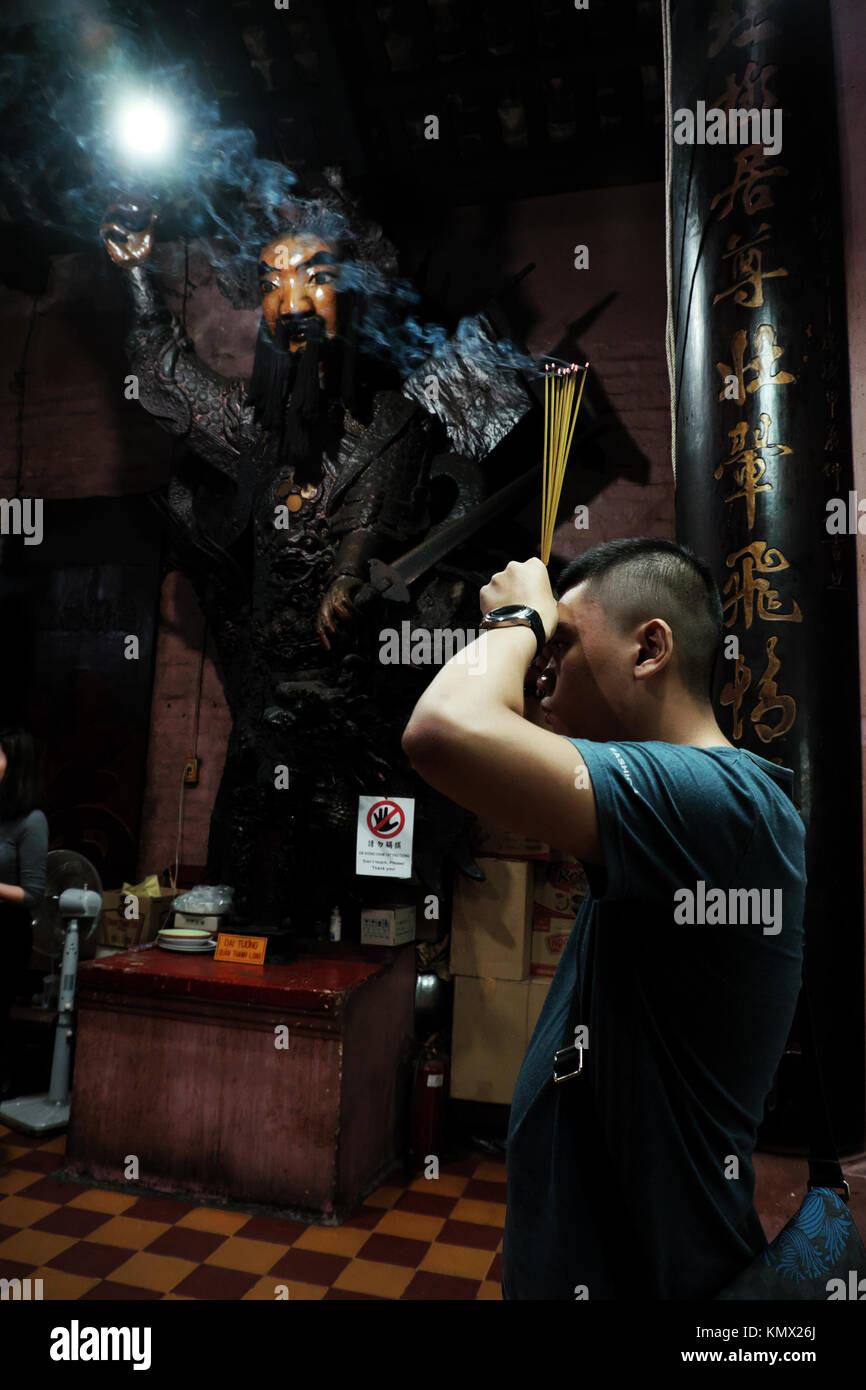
401 558 601 864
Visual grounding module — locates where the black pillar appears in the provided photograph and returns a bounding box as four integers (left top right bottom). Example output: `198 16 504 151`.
670 0 864 1149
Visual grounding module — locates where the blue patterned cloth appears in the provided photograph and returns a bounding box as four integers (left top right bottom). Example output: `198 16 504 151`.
717 1188 866 1299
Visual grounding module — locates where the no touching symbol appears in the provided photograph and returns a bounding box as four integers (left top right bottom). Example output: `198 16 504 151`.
367 800 404 839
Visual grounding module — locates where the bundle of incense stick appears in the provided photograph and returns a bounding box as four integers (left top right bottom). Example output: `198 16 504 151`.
541 361 589 564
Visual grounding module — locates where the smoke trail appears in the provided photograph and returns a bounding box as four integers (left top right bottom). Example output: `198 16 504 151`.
0 6 300 255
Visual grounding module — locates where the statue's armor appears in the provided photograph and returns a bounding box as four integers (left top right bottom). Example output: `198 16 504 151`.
122 262 531 936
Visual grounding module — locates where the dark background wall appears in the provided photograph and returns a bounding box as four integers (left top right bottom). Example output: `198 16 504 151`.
0 497 161 888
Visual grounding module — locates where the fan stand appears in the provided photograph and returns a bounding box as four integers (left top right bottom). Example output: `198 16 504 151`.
34 952 61 1010
0 886 102 1135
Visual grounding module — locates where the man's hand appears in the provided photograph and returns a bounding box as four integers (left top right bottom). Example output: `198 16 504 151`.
480 558 559 642
100 203 157 266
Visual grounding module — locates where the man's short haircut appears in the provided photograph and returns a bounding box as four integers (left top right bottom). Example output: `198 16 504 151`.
554 538 724 702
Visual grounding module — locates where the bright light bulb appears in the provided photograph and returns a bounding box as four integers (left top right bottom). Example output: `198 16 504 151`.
117 97 173 160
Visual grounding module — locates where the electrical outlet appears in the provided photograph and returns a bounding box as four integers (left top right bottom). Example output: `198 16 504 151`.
184 757 200 786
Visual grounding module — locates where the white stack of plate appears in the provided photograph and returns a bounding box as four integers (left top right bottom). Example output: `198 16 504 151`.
156 927 217 953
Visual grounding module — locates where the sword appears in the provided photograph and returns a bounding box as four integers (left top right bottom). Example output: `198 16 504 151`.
354 462 540 609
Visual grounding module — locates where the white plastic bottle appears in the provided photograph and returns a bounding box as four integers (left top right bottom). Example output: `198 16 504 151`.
329 905 342 942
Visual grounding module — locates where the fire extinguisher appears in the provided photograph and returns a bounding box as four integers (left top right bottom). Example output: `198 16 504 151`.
411 1034 449 1173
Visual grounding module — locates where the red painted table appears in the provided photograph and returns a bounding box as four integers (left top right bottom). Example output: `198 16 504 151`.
64 942 415 1220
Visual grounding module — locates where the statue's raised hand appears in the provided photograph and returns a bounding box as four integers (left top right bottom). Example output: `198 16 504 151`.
100 203 157 266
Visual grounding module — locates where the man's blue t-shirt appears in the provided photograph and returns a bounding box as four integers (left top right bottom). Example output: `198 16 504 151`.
502 740 806 1301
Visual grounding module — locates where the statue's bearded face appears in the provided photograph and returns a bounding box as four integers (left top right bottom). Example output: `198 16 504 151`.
258 234 339 351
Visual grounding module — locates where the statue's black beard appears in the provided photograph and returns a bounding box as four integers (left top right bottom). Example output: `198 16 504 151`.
245 320 343 486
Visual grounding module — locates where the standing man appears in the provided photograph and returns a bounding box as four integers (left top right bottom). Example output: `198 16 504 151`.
402 538 806 1298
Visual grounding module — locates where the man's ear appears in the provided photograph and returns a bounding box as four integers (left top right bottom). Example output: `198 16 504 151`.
635 619 672 676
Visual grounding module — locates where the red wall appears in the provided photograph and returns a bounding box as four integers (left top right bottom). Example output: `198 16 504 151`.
467 180 673 556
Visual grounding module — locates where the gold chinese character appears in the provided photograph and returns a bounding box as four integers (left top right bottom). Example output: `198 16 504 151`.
723 541 803 629
708 0 779 60
715 413 792 529
823 456 842 491
711 148 789 220
748 324 796 390
713 61 778 112
717 324 796 404
751 636 796 742
720 653 752 740
713 227 788 309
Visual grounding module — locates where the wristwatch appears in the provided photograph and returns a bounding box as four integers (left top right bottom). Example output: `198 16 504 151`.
479 604 547 659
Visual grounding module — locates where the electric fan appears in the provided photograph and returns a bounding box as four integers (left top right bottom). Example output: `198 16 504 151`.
0 850 102 1135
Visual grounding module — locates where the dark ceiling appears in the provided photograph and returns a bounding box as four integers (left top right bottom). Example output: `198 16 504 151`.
0 0 664 292
223 0 665 202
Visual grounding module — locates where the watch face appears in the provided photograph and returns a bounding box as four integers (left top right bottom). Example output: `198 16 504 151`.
491 605 532 620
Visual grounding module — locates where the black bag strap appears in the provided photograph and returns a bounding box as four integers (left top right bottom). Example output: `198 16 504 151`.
554 775 848 1198
553 930 589 1085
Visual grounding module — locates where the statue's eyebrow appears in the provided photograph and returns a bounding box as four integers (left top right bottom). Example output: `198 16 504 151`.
258 251 336 277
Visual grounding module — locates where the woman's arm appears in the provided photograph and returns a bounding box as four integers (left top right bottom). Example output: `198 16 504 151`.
13 810 48 910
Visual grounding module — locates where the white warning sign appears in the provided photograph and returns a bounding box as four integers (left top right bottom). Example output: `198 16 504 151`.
356 796 415 878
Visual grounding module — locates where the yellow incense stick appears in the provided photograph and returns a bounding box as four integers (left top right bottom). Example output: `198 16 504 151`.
541 362 589 564
562 365 588 475
542 365 550 564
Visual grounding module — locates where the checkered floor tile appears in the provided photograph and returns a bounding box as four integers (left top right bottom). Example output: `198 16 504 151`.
0 1125 504 1300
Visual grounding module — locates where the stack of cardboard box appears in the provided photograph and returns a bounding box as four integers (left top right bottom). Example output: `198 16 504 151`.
449 821 587 1105
531 856 588 978
97 886 179 951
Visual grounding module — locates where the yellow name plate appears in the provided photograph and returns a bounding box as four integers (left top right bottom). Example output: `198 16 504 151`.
213 933 268 965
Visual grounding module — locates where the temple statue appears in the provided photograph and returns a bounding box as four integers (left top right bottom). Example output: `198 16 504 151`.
100 178 532 949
